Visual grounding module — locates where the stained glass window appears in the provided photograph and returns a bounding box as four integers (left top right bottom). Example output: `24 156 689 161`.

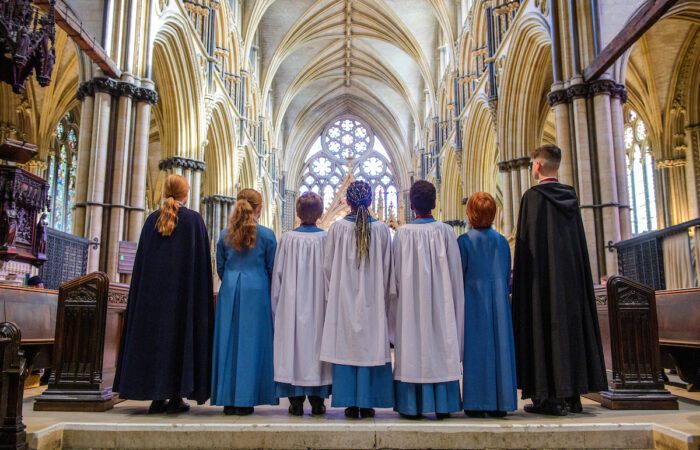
624 109 657 235
299 117 399 221
48 111 79 232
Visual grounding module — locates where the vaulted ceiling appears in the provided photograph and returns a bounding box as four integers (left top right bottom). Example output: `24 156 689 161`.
242 0 457 174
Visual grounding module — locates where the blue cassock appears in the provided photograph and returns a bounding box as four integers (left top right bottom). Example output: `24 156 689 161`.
211 224 279 407
458 227 517 412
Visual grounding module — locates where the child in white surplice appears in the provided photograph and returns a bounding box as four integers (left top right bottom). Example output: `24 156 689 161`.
271 192 331 416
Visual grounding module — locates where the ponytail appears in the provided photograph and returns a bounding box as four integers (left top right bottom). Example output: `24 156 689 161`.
226 188 262 251
156 174 189 237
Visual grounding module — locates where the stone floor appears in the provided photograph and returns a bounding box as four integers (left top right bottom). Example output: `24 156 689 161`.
22 385 700 450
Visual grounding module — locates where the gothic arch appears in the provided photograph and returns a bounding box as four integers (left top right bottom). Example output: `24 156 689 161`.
496 15 552 161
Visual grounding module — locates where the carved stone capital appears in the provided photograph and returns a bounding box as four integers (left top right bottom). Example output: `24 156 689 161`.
567 83 590 100
588 79 618 97
547 88 569 106
158 156 206 172
76 78 158 104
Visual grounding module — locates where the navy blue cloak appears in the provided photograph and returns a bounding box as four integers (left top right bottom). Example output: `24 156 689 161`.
511 183 607 401
114 206 214 404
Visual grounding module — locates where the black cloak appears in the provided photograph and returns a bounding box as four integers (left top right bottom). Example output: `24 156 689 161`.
114 207 214 404
511 182 607 401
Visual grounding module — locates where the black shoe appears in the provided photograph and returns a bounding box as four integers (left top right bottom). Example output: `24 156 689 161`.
288 396 304 416
464 410 487 418
566 397 583 414
166 398 190 415
345 407 360 418
148 400 167 414
524 399 567 416
487 410 508 418
223 406 236 415
234 407 254 416
399 412 422 420
308 396 326 416
359 408 375 418
436 413 450 420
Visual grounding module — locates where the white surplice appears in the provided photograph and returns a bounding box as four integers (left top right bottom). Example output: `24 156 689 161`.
271 230 332 386
320 219 393 367
390 221 465 383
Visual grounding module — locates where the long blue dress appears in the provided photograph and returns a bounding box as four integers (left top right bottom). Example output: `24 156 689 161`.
211 224 279 407
458 227 517 412
393 218 462 416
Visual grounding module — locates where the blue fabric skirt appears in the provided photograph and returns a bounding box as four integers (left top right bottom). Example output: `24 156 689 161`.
210 278 278 407
331 363 394 408
394 380 462 415
276 383 331 398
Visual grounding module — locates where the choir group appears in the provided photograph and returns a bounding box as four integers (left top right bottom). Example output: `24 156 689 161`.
114 144 607 420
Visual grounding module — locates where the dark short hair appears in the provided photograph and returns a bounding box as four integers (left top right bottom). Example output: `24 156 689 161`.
296 192 324 224
27 276 43 287
531 144 562 172
410 180 436 213
466 192 497 228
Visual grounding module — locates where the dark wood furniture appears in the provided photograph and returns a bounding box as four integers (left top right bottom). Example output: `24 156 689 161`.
656 288 700 391
0 166 50 267
0 285 57 370
597 276 677 409
596 285 700 392
0 321 28 450
33 273 127 412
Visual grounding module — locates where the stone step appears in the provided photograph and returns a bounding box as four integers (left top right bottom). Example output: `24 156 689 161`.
28 421 693 450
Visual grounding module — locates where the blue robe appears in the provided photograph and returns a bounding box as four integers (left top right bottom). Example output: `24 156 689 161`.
211 225 279 407
458 228 517 412
275 224 331 400
393 218 462 415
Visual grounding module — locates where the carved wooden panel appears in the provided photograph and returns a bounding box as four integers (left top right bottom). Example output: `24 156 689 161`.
0 321 27 450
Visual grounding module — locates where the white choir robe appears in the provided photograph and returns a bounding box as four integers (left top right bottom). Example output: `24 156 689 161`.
320 218 394 408
390 218 465 415
271 226 332 398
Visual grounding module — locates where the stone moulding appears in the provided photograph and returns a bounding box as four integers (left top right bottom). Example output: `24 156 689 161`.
547 81 627 106
158 157 206 172
76 78 158 104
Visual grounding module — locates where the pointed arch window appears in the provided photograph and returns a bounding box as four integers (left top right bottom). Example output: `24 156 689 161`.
299 117 399 221
47 111 79 232
624 109 657 235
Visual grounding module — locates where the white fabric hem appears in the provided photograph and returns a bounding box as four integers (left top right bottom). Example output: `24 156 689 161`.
393 375 462 384
319 356 392 367
274 377 333 386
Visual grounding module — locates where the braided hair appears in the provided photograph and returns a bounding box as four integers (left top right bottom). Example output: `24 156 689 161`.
346 181 373 267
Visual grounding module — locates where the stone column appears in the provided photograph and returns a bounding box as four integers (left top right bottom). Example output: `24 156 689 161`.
105 83 134 280
127 81 157 242
213 200 222 242
518 158 531 198
191 168 202 213
569 84 600 280
510 161 522 223
591 80 621 276
498 162 513 236
548 87 575 186
686 125 700 220
610 87 632 240
85 90 113 273
73 92 95 236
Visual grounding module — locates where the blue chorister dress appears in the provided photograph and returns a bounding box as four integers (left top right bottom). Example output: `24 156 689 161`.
275 224 331 399
211 224 279 407
458 227 517 412
393 218 463 416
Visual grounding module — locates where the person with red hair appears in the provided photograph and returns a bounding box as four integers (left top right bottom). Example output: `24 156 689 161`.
458 192 517 418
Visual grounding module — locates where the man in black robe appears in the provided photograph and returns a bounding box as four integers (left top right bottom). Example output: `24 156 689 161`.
511 144 607 416
114 183 214 414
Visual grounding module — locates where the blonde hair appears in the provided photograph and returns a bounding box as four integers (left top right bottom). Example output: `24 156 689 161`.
156 174 189 236
226 189 262 251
